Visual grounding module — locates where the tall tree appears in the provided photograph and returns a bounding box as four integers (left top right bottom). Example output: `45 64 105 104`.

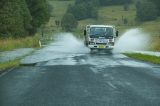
136 1 158 21
26 0 49 28
99 0 132 6
67 0 98 20
0 0 31 38
149 0 160 16
61 13 78 31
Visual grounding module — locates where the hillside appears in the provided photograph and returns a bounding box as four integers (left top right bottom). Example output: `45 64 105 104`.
78 5 160 36
47 0 160 50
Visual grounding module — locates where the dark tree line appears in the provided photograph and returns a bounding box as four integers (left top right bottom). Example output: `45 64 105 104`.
136 0 160 22
99 0 132 6
0 0 49 38
68 0 99 20
69 0 132 21
136 1 157 22
61 0 132 31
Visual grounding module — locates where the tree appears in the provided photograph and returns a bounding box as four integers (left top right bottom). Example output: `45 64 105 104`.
19 0 32 35
26 0 49 28
67 1 98 20
0 0 50 38
61 13 78 31
99 0 132 6
136 1 158 22
149 0 160 16
124 3 129 11
0 0 31 38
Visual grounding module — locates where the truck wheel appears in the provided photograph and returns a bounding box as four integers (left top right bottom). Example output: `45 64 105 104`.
90 48 96 53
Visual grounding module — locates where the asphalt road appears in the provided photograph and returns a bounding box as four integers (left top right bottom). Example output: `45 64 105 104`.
0 37 160 106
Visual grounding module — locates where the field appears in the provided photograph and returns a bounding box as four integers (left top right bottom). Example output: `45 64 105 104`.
78 5 160 36
77 5 160 50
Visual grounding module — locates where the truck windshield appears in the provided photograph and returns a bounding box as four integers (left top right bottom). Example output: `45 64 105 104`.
89 27 113 37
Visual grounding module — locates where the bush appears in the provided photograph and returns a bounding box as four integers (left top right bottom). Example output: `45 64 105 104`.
124 3 129 11
67 0 98 20
61 13 78 31
136 1 158 22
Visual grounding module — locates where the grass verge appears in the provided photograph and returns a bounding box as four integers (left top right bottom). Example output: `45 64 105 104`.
0 35 39 51
0 50 35 72
124 53 160 64
0 59 20 71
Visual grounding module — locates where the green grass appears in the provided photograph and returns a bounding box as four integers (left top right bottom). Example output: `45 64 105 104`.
0 35 39 51
139 18 160 37
0 50 35 71
0 59 20 71
124 53 160 64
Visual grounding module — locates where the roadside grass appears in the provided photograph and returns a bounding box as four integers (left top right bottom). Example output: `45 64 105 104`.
0 50 35 71
149 37 160 51
0 59 20 71
0 35 39 51
139 17 160 37
124 53 160 64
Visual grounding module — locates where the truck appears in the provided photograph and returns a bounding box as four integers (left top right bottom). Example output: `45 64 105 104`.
84 25 118 51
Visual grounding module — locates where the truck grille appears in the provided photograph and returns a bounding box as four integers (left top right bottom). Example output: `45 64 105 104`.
96 43 107 45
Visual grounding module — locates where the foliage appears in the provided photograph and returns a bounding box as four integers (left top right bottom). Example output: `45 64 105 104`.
149 0 160 16
0 0 49 38
99 0 132 6
61 13 78 31
26 0 49 29
0 36 39 51
67 0 98 21
0 59 20 70
0 0 31 38
136 1 158 22
123 3 129 11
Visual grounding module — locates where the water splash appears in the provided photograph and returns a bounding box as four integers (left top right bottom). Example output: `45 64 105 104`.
113 29 150 53
21 33 90 64
51 33 90 53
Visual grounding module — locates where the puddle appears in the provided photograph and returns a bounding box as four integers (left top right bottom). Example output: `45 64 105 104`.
21 33 90 65
0 48 34 63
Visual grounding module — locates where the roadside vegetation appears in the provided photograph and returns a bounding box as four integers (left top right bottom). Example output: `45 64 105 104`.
0 0 160 70
124 53 160 64
0 59 20 72
0 0 49 51
1 0 159 49
0 36 39 51
0 50 35 71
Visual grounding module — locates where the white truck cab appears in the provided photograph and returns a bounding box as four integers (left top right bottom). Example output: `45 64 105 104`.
84 25 118 51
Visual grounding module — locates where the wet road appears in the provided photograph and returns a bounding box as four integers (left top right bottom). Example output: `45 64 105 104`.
0 35 160 106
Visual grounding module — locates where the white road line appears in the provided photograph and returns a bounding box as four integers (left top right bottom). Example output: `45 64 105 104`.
0 68 15 78
107 82 117 89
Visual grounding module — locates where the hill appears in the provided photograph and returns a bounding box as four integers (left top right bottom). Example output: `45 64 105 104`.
47 0 160 50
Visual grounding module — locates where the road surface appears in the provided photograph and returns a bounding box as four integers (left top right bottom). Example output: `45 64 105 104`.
0 35 160 106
